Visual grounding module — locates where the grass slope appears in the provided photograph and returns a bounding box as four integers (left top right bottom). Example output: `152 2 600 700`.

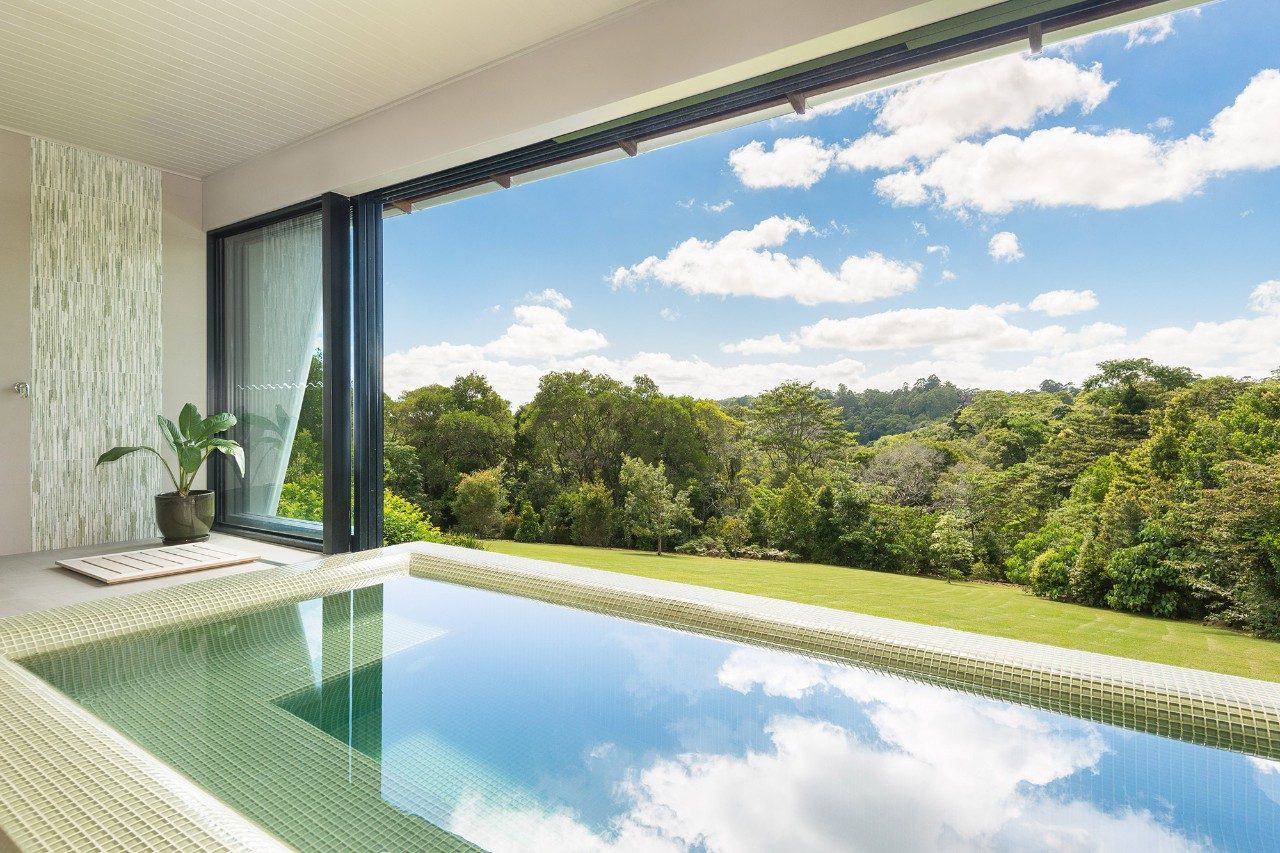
484 540 1280 682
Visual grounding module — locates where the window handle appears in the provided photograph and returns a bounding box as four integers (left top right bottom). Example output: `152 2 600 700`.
12 381 29 398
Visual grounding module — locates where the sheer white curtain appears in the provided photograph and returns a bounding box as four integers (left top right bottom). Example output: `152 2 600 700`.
226 212 323 518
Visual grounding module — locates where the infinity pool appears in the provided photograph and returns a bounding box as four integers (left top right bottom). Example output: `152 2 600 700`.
22 575 1280 851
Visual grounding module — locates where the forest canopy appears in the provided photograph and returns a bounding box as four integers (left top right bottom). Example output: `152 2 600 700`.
281 358 1280 639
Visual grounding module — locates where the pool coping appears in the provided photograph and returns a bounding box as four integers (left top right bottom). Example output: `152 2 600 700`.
2 542 1279 851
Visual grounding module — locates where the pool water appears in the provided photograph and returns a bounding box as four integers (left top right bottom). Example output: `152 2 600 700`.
22 576 1280 851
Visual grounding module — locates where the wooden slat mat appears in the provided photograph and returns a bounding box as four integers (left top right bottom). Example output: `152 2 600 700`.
56 543 260 584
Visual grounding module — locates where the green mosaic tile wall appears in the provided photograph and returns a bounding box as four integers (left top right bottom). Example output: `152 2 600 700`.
29 138 163 550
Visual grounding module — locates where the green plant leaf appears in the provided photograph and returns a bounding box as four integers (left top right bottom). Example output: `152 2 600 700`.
177 444 203 476
157 415 183 451
213 443 245 476
193 412 236 441
96 446 149 466
178 403 202 440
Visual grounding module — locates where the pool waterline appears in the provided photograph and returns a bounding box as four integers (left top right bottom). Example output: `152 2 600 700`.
2 544 1280 851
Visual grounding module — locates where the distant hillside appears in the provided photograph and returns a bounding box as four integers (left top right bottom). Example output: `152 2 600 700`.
722 376 1082 443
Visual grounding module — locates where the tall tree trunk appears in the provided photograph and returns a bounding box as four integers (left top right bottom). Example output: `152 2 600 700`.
657 534 663 556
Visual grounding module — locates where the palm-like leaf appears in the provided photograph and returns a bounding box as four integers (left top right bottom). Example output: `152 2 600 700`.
99 404 245 496
178 403 202 440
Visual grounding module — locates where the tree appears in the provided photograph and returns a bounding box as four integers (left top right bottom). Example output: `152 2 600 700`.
570 481 614 546
451 467 508 537
858 439 950 506
747 381 849 481
385 373 514 522
769 475 815 556
384 442 426 507
620 455 694 555
930 512 974 581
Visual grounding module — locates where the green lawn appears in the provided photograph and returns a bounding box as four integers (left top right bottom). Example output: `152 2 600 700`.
484 540 1280 682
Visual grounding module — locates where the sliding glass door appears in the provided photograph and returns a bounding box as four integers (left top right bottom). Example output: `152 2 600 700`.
209 197 354 550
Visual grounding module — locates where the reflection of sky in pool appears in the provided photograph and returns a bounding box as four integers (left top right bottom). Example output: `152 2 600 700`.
294 578 1279 852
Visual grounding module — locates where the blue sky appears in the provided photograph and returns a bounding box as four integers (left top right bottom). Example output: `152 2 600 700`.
383 0 1280 404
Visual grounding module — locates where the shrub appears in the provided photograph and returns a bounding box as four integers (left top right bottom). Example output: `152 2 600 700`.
384 490 482 549
570 481 614 546
513 502 542 542
451 467 508 537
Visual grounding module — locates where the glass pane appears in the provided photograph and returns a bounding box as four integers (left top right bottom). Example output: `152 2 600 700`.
220 209 324 537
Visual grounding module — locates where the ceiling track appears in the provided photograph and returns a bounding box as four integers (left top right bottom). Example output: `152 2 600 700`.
380 0 1177 210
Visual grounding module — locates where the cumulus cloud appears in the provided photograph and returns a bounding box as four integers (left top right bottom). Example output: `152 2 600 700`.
524 287 572 310
987 231 1024 262
485 304 606 360
1250 280 1280 315
720 334 801 356
384 343 868 406
1030 289 1099 316
837 55 1113 172
728 137 835 189
878 69 1280 213
1119 13 1177 48
610 216 920 306
721 284 1280 392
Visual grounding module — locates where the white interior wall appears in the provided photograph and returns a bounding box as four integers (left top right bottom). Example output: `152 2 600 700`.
0 129 32 555
202 0 1001 229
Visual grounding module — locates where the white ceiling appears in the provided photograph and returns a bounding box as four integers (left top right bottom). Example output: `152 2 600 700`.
0 0 651 177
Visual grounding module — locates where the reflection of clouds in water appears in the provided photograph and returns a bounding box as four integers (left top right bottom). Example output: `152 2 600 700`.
448 647 1205 852
1251 757 1280 806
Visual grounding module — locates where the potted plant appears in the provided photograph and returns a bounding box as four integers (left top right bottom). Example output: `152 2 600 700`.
97 403 244 544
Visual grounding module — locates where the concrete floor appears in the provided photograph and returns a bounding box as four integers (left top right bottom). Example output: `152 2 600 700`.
0 532 316 618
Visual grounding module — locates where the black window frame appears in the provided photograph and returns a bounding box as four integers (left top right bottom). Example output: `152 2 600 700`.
208 195 361 552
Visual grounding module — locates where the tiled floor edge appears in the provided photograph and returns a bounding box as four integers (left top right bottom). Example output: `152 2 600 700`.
0 550 411 659
402 543 1280 759
0 658 288 852
0 548 412 852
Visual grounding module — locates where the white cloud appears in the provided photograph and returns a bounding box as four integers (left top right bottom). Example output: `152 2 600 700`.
1119 13 1176 48
676 198 695 209
485 304 606 360
729 137 835 189
1030 289 1099 316
837 55 1113 172
878 69 1280 213
988 231 1024 262
1249 280 1280 315
703 200 734 213
1149 116 1175 132
659 307 679 322
385 343 868 406
926 244 950 259
792 303 1058 356
912 221 929 236
611 216 920 306
525 287 572 310
941 270 957 282
720 334 801 356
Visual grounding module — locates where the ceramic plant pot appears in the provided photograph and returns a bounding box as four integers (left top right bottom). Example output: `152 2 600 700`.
154 490 215 544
